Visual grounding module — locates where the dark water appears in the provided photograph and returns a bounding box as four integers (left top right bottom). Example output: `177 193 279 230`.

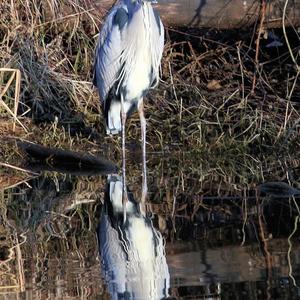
1 158 300 300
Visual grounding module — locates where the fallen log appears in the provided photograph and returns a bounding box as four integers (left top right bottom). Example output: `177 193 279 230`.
18 141 118 176
95 0 300 29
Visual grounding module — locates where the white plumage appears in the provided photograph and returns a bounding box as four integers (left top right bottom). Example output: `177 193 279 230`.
98 175 170 300
93 0 164 133
93 0 164 218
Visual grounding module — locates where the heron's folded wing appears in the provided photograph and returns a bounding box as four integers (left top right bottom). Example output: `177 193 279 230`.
150 9 165 88
93 6 129 102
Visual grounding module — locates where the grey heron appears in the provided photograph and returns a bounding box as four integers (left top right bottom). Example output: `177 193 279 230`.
93 0 164 216
97 175 170 299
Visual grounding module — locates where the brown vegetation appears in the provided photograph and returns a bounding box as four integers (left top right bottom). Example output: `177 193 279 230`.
0 2 300 296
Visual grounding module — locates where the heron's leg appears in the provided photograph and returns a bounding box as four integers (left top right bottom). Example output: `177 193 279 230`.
120 94 127 222
138 101 148 207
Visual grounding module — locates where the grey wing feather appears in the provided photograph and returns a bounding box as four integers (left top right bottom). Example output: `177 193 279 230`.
150 9 164 87
113 7 128 30
153 9 163 36
157 17 164 66
93 5 129 103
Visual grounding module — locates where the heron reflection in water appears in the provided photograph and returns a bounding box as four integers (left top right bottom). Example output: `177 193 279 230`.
93 0 164 218
97 175 170 299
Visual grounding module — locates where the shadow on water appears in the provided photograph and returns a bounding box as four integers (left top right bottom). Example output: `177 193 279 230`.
1 153 300 299
188 0 207 27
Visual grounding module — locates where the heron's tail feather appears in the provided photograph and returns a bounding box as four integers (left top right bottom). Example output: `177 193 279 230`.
105 99 137 135
106 102 122 135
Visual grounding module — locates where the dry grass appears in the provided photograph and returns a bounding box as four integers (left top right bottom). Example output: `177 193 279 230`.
0 0 299 157
0 3 300 297
0 68 23 132
0 0 299 197
0 3 299 178
0 1 299 206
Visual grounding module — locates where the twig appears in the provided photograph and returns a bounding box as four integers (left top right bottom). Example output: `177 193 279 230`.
0 162 39 176
14 232 25 292
1 178 33 190
168 61 178 103
34 8 97 28
287 214 299 287
257 195 272 300
282 0 300 71
252 0 266 93
237 42 245 101
241 189 247 246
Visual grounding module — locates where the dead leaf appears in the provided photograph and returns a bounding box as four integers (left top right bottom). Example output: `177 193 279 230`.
207 79 222 90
